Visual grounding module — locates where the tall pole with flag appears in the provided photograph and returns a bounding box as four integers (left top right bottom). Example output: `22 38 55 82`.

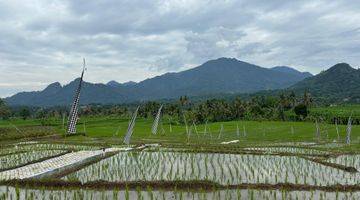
66 58 86 135
346 115 352 145
123 106 139 145
151 105 163 135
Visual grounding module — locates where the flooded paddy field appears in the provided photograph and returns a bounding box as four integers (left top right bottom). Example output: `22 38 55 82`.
328 155 360 171
0 141 359 199
0 150 68 171
63 151 360 185
243 147 329 155
1 186 360 200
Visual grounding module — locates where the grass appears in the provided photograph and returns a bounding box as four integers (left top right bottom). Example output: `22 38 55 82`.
73 116 360 151
310 104 360 117
1 116 359 151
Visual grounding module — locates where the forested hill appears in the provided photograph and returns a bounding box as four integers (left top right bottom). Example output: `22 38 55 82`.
5 57 311 106
290 63 360 103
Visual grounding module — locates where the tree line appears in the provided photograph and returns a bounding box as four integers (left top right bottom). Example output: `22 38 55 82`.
0 91 313 124
4 90 357 125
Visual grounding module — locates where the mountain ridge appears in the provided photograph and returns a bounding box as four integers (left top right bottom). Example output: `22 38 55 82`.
290 63 360 102
5 57 312 106
271 66 313 78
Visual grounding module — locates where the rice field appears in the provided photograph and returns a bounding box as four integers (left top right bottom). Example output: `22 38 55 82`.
328 155 360 171
1 186 360 200
0 141 358 198
0 143 100 154
63 151 360 186
0 150 67 171
0 117 359 199
243 147 328 155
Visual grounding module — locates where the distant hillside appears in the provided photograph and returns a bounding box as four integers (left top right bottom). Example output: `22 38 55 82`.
128 58 311 100
5 57 311 106
6 79 129 106
290 63 360 102
271 66 312 79
106 81 136 87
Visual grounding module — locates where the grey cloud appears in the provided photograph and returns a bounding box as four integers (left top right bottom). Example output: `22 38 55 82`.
185 27 247 62
1 0 360 97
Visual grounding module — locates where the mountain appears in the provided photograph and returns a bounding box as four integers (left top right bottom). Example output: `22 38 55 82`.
128 58 310 100
6 79 130 106
5 57 311 106
271 66 312 79
106 80 122 87
122 81 137 86
107 81 136 87
290 63 360 102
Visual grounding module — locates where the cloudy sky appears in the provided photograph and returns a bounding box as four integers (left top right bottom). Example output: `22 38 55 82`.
1 0 360 97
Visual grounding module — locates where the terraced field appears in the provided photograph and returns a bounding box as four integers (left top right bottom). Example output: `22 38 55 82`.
0 141 358 199
0 117 359 199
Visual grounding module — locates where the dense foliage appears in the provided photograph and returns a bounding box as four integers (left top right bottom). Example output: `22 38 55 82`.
290 63 360 103
0 98 11 119
5 92 311 123
4 89 358 125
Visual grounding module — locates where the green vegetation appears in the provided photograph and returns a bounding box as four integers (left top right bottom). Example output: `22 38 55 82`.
289 63 360 103
309 105 360 124
0 117 57 141
1 95 359 198
5 91 315 125
0 98 10 120
1 115 359 152
2 94 360 154
0 107 359 198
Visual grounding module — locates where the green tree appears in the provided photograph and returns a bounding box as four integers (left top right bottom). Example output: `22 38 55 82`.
179 96 189 106
232 97 246 119
278 94 288 121
294 104 308 119
289 91 296 108
303 90 312 107
139 101 160 118
0 98 11 119
19 107 30 120
35 109 46 119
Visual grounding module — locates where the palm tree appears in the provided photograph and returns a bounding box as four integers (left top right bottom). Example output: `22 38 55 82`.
0 98 10 119
179 96 189 106
289 91 296 108
303 90 312 107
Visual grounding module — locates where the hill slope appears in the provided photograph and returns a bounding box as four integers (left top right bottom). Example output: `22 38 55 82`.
5 57 311 106
128 58 311 100
271 66 312 79
6 79 130 106
290 63 360 102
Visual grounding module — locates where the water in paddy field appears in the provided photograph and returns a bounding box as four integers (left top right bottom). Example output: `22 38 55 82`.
327 155 360 171
0 143 359 199
243 147 328 155
63 151 360 186
0 186 359 200
0 143 101 155
0 150 67 170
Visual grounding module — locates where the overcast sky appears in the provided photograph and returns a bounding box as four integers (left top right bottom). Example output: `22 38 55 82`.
1 0 360 97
